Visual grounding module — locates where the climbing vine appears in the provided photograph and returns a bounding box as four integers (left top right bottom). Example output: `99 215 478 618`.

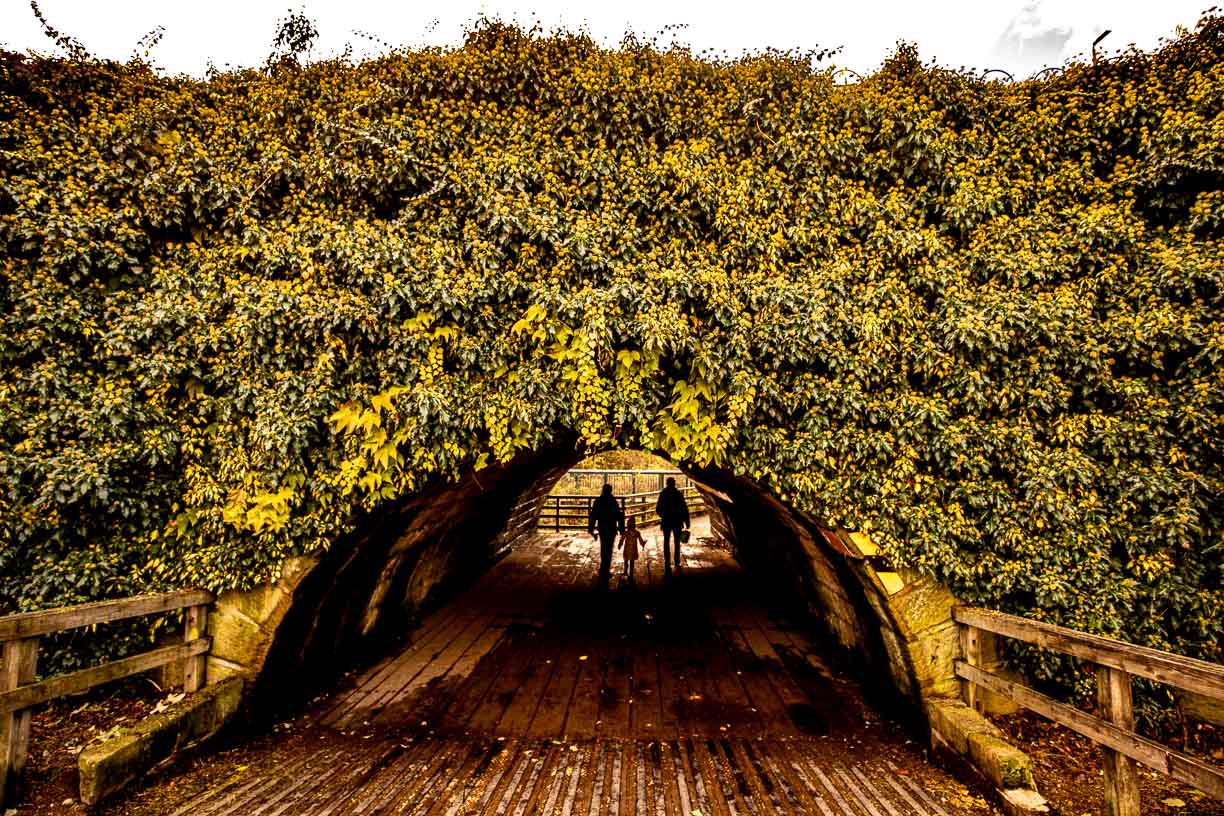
1 16 1222 715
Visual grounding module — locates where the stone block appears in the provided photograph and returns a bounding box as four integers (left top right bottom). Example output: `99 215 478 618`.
877 626 917 699
927 697 1004 756
208 603 269 666
890 572 957 635
216 583 289 628
928 698 1040 805
206 654 250 686
79 677 244 804
968 731 1036 789
279 554 319 587
907 620 960 697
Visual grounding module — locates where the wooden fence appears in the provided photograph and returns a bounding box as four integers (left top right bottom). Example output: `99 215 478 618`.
0 589 213 807
954 606 1224 815
538 480 703 531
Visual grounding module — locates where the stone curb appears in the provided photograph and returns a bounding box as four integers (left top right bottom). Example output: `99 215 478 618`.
78 676 245 805
927 698 1049 814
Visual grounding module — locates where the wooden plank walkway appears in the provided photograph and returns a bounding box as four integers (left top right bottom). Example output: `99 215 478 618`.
163 734 968 816
109 523 998 816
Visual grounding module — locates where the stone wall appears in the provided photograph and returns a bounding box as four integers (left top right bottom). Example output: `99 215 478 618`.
211 449 574 711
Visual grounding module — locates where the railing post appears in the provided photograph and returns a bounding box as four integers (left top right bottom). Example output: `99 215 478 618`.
1097 665 1140 816
0 637 39 808
183 605 208 693
959 622 981 713
554 497 560 531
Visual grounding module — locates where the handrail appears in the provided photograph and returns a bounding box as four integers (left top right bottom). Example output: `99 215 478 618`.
953 605 1224 812
954 607 1224 700
537 485 704 530
0 589 214 807
566 469 686 475
0 589 212 642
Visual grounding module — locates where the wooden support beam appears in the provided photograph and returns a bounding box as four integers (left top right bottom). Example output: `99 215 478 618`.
184 606 208 693
1 638 39 808
953 607 1224 701
956 661 1224 800
0 640 210 716
0 590 213 641
959 624 981 713
1098 665 1140 816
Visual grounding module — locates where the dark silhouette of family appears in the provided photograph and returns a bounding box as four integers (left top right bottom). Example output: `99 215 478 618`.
587 477 691 582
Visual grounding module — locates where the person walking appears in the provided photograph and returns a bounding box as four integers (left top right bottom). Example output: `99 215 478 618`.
588 483 625 580
620 517 644 582
655 476 690 575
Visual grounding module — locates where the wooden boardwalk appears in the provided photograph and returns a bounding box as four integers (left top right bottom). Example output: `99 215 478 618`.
116 525 997 816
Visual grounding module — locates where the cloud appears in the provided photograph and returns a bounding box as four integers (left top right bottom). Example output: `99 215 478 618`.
991 1 1073 75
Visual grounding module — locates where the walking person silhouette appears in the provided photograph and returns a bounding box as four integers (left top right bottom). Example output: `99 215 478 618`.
587 483 624 581
655 477 690 576
620 517 644 583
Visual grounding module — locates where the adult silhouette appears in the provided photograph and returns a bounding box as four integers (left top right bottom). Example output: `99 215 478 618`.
587 483 625 580
655 477 690 575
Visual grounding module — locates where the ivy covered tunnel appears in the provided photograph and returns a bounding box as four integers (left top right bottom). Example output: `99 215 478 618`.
202 448 964 731
7 19 1222 741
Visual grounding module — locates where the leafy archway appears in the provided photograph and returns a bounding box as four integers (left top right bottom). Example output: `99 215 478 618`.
1 18 1222 712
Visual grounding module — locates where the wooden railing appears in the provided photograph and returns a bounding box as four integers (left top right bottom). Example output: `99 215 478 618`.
538 484 703 531
954 606 1224 814
0 589 213 807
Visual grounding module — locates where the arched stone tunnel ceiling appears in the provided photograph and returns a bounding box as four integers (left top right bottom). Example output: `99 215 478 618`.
216 450 959 729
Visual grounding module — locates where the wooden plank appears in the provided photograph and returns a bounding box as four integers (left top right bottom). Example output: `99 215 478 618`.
436 629 518 733
0 639 208 715
468 630 548 735
737 625 808 738
598 645 634 740
809 763 859 816
959 624 981 713
0 590 213 640
726 739 776 816
184 605 207 693
527 633 587 739
370 612 498 727
1098 665 1141 816
476 742 531 816
690 740 731 816
954 606 1224 700
571 742 605 816
359 612 479 708
835 765 887 816
495 636 564 737
957 661 1224 799
707 739 755 816
562 647 606 740
760 740 824 816
0 638 38 807
705 628 764 740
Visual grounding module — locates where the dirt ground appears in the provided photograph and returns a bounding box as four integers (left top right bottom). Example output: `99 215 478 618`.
7 678 163 816
992 711 1224 816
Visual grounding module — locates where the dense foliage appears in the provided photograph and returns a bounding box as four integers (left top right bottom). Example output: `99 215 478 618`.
1 18 1221 710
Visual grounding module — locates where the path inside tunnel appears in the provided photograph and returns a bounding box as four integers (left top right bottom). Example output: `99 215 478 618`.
108 525 998 816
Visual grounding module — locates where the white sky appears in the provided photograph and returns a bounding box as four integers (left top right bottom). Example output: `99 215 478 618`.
0 0 1212 79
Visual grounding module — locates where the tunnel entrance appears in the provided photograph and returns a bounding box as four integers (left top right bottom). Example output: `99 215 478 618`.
234 448 952 743
164 515 982 816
